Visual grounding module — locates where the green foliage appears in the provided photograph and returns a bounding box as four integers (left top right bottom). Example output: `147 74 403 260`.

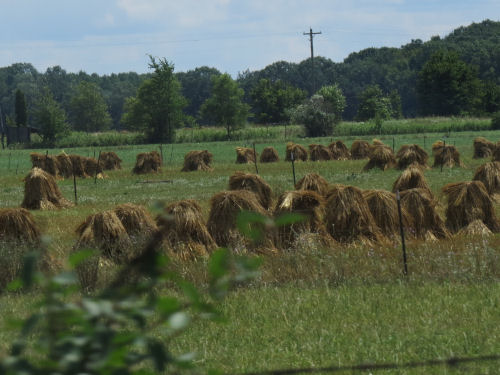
70 81 112 132
32 88 69 146
316 84 346 124
290 95 336 137
14 89 27 127
200 73 250 140
491 111 500 130
356 85 393 121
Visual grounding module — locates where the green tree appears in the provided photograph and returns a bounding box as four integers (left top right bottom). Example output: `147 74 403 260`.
200 74 249 139
15 89 27 126
290 95 336 137
356 85 392 121
316 84 346 124
33 88 69 145
122 57 186 143
389 90 403 119
70 81 112 132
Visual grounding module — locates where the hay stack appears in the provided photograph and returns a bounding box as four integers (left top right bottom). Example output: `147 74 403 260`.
100 151 122 170
309 144 333 161
113 203 158 236
362 145 396 171
56 152 74 178
328 140 351 160
433 145 464 168
260 147 279 163
457 220 493 237
396 144 429 169
133 151 162 174
21 168 73 210
69 154 88 177
324 184 382 244
399 188 449 240
157 200 216 260
493 142 500 162
0 208 41 244
473 161 500 197
235 147 256 164
273 190 332 249
442 181 500 233
392 165 433 196
295 173 329 197
84 157 104 177
207 190 274 253
30 153 60 177
351 140 371 159
473 137 495 159
285 142 308 162
228 171 273 210
181 150 213 172
432 141 444 156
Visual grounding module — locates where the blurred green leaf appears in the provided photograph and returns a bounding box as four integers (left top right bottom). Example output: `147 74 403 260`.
274 212 305 227
68 249 95 268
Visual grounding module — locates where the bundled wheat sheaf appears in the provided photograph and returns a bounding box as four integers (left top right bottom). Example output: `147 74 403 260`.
56 152 74 178
433 144 464 168
22 167 73 210
432 140 444 156
113 203 158 236
84 156 104 178
309 144 333 161
396 144 429 170
285 142 308 161
350 140 371 159
157 199 216 260
457 219 493 237
181 150 213 171
328 140 351 160
69 154 88 177
100 151 122 170
133 151 162 174
0 208 41 244
442 181 500 233
363 144 396 171
228 171 273 210
235 147 257 164
259 146 279 163
392 165 433 197
30 153 60 177
473 161 500 197
473 137 495 159
492 142 500 162
295 172 329 197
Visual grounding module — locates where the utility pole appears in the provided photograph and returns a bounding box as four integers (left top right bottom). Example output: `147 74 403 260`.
303 27 322 93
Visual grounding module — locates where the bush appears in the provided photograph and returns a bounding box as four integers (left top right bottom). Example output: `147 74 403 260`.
290 95 336 137
491 112 500 130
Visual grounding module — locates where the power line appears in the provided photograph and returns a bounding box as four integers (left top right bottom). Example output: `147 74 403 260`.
303 27 322 93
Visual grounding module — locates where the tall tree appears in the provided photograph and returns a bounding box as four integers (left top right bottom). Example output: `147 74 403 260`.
316 84 346 124
15 89 27 126
33 88 69 145
356 85 393 121
200 74 249 140
70 81 112 132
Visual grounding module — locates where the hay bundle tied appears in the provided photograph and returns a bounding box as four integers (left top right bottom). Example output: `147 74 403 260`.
309 144 333 161
295 173 329 197
457 220 493 237
113 203 158 236
431 140 444 156
207 190 275 253
285 142 308 162
69 154 88 177
84 157 104 178
324 184 382 244
350 140 371 159
133 151 162 174
328 140 351 160
22 168 73 210
392 165 433 196
442 181 500 233
56 152 73 178
433 144 464 168
493 142 500 162
260 146 279 163
473 137 495 159
473 161 500 197
235 147 256 164
30 153 60 177
157 200 216 260
228 171 273 210
0 208 41 244
181 150 213 172
396 144 429 169
399 188 449 240
362 145 396 171
100 151 122 170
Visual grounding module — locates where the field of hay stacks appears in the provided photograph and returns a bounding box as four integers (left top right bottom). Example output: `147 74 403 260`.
1 129 500 373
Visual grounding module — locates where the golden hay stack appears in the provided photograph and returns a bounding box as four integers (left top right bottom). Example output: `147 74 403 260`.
228 171 273 210
207 190 274 253
157 200 216 260
285 142 308 162
0 208 41 244
433 144 464 168
30 153 60 177
442 181 500 233
273 190 333 250
492 141 500 162
113 203 158 236
21 168 73 210
69 154 88 177
132 151 162 174
392 165 433 196
396 144 429 170
328 140 351 160
324 184 382 244
473 137 495 159
432 140 444 156
295 172 329 197
399 188 449 240
56 152 73 178
473 161 500 197
100 151 122 170
456 219 493 237
362 145 396 171
309 144 333 161
363 189 413 240
260 146 279 163
235 147 257 164
181 150 213 172
84 157 104 177
350 140 371 159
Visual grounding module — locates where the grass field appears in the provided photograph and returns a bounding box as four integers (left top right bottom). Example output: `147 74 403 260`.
0 130 499 374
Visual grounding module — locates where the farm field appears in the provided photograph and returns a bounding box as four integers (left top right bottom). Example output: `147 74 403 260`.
0 129 500 374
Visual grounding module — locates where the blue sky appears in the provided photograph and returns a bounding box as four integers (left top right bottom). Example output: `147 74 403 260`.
0 0 498 76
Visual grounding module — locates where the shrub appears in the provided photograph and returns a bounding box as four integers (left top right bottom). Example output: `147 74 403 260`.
290 95 336 137
491 111 500 130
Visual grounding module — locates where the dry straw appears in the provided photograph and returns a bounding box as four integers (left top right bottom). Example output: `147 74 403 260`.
133 151 162 174
433 144 464 168
473 161 500 197
0 208 41 244
113 203 158 236
363 144 396 171
431 140 444 156
473 137 495 159
392 165 433 197
22 168 73 210
56 152 74 178
84 157 104 178
285 142 308 161
295 172 329 197
309 144 333 161
456 219 493 237
493 142 500 162
100 151 122 170
69 154 88 177
181 150 213 171
396 144 429 170
235 147 256 164
328 140 351 160
228 171 273 210
442 181 500 233
30 153 60 177
350 140 371 159
260 146 279 163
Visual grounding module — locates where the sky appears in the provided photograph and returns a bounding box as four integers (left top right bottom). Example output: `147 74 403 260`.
0 0 499 77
